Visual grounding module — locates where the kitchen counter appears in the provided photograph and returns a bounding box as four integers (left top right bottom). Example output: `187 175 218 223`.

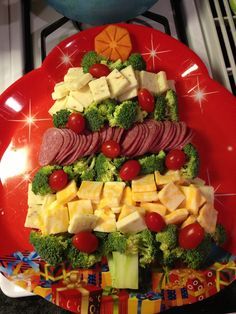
1 281 236 314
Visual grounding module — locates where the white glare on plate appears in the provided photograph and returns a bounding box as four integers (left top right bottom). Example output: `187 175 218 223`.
5 97 23 113
181 64 198 77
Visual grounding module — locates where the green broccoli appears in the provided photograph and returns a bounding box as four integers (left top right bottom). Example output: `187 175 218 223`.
84 103 105 132
161 247 185 268
98 98 117 121
156 224 178 252
63 165 77 180
110 100 138 129
73 158 89 174
101 59 125 71
112 157 126 169
154 95 166 121
165 89 178 122
212 224 227 246
80 156 96 181
95 153 117 182
135 107 148 123
138 229 156 268
126 234 140 255
52 109 71 128
138 151 166 175
104 232 127 255
181 143 200 179
124 53 146 71
67 244 101 268
81 51 105 73
29 231 69 266
32 165 61 195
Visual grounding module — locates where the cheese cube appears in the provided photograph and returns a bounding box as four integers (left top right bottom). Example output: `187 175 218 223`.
139 71 159 94
70 85 93 109
27 183 46 206
68 213 98 234
66 93 83 112
42 194 56 209
121 186 135 206
89 77 111 102
158 182 185 211
48 97 68 116
106 69 129 98
56 180 77 204
111 207 122 214
42 204 69 235
197 203 218 233
77 181 103 202
52 82 69 100
68 199 93 218
118 87 138 102
66 73 92 91
120 65 138 92
180 185 206 216
164 208 189 225
156 71 169 94
135 70 140 85
132 174 156 192
64 67 83 82
191 177 206 186
24 205 43 229
132 191 159 202
140 202 167 217
198 186 214 204
103 182 126 207
94 208 117 232
155 170 181 186
116 211 146 234
181 215 197 229
118 204 145 221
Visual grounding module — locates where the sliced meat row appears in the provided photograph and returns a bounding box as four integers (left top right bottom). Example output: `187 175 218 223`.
38 120 194 166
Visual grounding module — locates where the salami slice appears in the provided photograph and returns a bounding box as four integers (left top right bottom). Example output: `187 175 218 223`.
125 124 141 156
178 128 194 149
85 132 100 155
136 122 151 156
121 124 139 155
150 122 164 153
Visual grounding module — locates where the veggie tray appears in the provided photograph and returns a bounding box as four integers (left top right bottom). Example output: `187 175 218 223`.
0 24 236 314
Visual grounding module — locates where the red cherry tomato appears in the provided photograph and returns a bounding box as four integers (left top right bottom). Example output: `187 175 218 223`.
138 88 155 112
89 63 110 78
101 140 120 158
179 222 205 249
72 231 99 253
49 170 68 191
119 160 141 181
145 212 166 232
165 149 186 170
67 113 85 134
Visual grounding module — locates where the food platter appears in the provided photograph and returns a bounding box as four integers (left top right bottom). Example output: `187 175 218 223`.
0 24 236 313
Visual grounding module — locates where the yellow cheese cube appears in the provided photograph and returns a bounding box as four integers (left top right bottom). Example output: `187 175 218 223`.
24 205 43 229
94 208 117 232
180 185 206 216
132 191 159 202
132 174 156 192
158 182 185 211
103 182 126 207
56 180 77 204
77 181 103 202
111 207 122 214
116 211 147 234
118 204 145 221
121 186 135 206
42 204 69 235
42 194 56 209
48 97 68 116
164 208 189 225
197 203 218 233
140 202 166 217
68 199 93 219
27 183 46 206
181 215 197 229
68 214 98 234
155 170 181 186
198 186 215 204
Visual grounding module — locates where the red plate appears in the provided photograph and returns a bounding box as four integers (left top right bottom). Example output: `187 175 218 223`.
0 24 235 311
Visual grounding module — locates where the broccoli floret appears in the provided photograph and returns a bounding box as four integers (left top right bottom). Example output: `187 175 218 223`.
80 156 96 181
104 232 127 255
165 89 178 122
181 143 200 179
126 234 140 255
81 51 105 73
138 151 166 175
67 244 101 268
138 229 156 268
107 59 125 71
156 224 178 251
183 234 213 269
98 98 117 121
124 53 146 71
154 95 166 121
73 158 89 175
212 224 227 246
84 103 105 132
31 165 61 195
52 109 71 128
161 247 186 268
29 231 69 266
135 107 148 123
112 157 126 169
110 100 138 129
63 165 77 180
94 153 117 182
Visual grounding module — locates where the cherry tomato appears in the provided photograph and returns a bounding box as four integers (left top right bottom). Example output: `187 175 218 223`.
49 170 68 191
102 140 120 158
89 63 110 78
119 160 141 181
179 222 205 249
138 88 155 112
67 113 85 134
145 212 166 232
165 149 186 170
72 231 99 253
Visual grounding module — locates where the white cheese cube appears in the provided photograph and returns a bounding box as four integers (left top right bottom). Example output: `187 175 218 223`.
106 69 129 98
158 182 185 211
70 85 93 109
156 71 169 94
77 181 103 202
68 214 98 234
116 211 146 234
103 182 126 207
52 82 69 100
198 186 215 204
89 77 111 102
64 67 84 82
197 203 218 233
139 71 159 94
94 208 117 232
118 87 138 102
132 174 156 193
48 97 68 116
118 204 145 221
24 205 42 229
66 73 92 91
66 93 84 112
180 185 206 216
27 183 46 206
68 199 94 218
42 194 56 209
120 65 138 92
